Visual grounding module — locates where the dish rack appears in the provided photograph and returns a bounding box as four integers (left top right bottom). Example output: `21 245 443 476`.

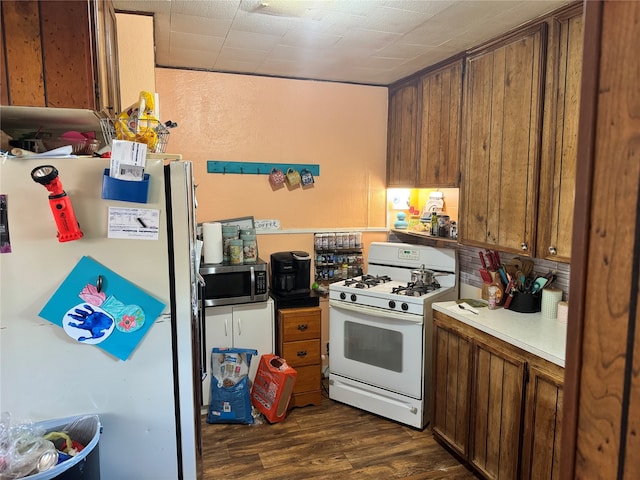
100 117 170 153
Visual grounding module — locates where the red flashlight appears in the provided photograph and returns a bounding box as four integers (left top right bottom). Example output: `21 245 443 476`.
31 165 84 242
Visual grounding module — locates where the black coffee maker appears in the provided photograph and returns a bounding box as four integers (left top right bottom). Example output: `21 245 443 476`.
270 251 311 296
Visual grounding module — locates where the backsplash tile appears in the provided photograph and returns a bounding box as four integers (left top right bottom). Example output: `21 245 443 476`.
387 232 570 301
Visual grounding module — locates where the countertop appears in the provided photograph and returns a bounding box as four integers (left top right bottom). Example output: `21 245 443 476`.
432 301 567 367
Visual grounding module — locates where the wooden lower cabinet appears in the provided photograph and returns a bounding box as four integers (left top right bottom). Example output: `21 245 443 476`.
521 365 564 480
277 307 322 408
432 319 472 458
432 311 563 480
470 341 526 479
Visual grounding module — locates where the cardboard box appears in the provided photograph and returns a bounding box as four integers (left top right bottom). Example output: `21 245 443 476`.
251 354 297 423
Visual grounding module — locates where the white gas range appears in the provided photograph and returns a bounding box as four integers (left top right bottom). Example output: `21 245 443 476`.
328 242 458 429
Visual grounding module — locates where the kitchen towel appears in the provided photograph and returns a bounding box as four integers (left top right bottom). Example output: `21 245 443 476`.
203 222 223 264
541 287 563 319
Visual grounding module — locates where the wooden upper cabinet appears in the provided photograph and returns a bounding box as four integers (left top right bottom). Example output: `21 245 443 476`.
418 59 463 187
387 80 419 187
460 25 545 255
387 58 464 188
1 0 120 114
537 5 584 262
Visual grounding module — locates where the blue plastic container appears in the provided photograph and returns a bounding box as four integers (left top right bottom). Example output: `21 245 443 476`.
101 168 150 203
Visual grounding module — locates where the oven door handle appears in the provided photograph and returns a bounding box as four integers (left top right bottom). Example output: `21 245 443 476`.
329 299 423 325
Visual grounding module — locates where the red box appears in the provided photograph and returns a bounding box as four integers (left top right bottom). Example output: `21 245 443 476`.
251 355 297 423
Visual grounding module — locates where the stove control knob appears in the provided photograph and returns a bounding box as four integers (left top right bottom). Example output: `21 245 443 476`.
350 294 357 302
340 293 346 300
401 303 409 311
388 300 396 309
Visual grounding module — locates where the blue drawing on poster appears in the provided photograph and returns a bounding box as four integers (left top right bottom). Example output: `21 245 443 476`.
39 256 166 360
64 304 115 344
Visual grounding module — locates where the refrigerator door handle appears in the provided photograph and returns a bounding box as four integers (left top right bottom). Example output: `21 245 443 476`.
197 274 207 380
250 266 255 300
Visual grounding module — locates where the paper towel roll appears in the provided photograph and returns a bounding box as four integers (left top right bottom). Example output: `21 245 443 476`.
203 222 223 264
541 287 563 319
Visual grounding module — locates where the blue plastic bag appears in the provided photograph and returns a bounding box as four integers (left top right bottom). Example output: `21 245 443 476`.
206 347 258 424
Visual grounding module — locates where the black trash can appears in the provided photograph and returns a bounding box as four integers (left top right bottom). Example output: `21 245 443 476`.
27 414 101 480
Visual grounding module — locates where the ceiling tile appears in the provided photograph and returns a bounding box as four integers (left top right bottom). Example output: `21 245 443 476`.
170 13 231 36
115 0 574 85
170 31 223 53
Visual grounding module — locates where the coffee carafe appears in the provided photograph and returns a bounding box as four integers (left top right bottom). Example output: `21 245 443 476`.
270 251 311 296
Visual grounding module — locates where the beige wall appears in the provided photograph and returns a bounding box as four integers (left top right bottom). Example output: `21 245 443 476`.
154 68 389 360
154 69 388 229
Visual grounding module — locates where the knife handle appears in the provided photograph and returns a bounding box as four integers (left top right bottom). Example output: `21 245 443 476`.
479 251 488 269
504 292 514 309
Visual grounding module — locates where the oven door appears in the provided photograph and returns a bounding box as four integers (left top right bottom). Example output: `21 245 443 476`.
329 299 424 398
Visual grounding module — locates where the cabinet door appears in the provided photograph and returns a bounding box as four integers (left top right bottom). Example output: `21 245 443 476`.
232 301 275 371
470 339 526 480
203 306 233 406
460 25 545 254
387 80 419 187
537 7 583 262
521 364 564 480
432 314 472 459
1 1 46 106
1 0 119 111
418 59 463 187
92 0 121 115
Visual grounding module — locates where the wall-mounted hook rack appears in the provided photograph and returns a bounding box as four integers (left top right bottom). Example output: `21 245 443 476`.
207 161 320 177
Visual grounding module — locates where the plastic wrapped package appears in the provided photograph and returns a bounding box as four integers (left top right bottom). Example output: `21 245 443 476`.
206 347 258 425
0 414 101 480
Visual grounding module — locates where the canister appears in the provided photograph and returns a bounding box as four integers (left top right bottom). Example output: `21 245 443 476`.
222 225 239 262
241 233 257 263
229 239 243 264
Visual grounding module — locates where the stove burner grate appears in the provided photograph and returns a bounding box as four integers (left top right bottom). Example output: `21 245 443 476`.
391 280 441 297
343 275 393 289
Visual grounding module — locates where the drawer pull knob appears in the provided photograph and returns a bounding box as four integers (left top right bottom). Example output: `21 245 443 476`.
297 324 308 331
297 350 308 357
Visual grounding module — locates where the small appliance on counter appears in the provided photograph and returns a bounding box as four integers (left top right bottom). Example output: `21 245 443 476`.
270 251 312 297
200 259 269 307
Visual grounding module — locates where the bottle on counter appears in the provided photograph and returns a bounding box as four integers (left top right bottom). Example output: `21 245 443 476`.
488 285 498 309
430 212 438 236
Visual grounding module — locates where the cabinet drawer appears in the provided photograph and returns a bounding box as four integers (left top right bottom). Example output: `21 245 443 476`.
279 308 321 342
292 364 321 394
281 340 321 367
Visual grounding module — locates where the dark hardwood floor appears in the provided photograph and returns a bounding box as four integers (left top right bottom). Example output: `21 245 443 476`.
201 382 479 479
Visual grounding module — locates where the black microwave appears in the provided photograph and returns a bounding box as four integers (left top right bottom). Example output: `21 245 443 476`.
200 259 269 307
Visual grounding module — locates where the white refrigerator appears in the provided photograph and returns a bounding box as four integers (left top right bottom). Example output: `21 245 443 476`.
0 156 203 479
